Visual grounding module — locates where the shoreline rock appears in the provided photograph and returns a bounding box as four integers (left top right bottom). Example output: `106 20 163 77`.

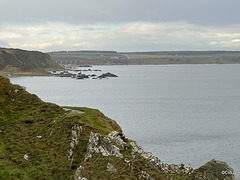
98 72 118 79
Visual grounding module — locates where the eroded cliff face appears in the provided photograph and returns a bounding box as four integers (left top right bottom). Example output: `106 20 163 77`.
0 76 235 179
0 48 61 75
73 130 235 180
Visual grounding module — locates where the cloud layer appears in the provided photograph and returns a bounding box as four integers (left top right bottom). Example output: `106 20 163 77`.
1 0 240 51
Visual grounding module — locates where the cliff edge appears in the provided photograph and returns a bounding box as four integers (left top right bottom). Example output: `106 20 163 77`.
0 76 235 179
0 48 62 76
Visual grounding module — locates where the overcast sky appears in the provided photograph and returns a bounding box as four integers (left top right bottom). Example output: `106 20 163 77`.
1 0 240 52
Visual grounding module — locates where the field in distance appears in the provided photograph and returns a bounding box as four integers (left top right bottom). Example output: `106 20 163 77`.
48 51 240 65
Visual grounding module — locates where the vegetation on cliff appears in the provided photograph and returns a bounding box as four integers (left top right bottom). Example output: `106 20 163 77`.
0 48 62 76
0 76 235 179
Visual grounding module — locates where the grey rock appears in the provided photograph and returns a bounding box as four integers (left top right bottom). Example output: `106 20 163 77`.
85 132 123 160
74 165 88 180
76 74 89 79
98 72 118 79
108 131 127 148
130 141 144 158
63 108 85 114
124 158 131 167
139 171 155 180
107 162 117 175
130 141 193 176
67 124 84 163
58 71 73 77
196 159 235 180
24 154 29 160
14 89 20 93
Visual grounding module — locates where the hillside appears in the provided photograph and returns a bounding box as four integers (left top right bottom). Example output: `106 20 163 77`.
0 76 235 179
126 51 240 65
0 48 62 76
49 51 240 66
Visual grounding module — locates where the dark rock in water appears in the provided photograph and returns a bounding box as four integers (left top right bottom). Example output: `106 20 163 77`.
93 69 102 72
82 69 92 72
98 72 118 79
79 65 92 67
90 74 97 77
76 74 89 79
71 74 76 78
196 159 235 180
58 71 73 77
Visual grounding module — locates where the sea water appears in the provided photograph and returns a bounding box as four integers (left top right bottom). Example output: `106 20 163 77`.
10 65 240 178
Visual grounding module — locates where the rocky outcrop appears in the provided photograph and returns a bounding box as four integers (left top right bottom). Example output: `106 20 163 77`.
108 131 128 148
63 108 85 114
98 72 118 79
68 124 84 163
196 159 235 180
107 162 117 175
82 131 235 179
85 132 123 160
58 71 73 77
52 69 118 80
76 73 89 79
129 141 194 176
139 171 155 180
74 165 87 180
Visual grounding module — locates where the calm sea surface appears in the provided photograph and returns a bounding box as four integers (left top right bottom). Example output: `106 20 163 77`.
10 65 240 178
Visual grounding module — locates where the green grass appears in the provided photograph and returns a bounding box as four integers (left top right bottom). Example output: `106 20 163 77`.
0 76 123 179
128 53 240 65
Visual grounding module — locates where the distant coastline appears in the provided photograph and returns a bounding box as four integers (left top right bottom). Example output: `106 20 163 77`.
49 50 240 66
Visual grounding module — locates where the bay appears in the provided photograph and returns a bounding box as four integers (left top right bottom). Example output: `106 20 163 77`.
10 65 240 178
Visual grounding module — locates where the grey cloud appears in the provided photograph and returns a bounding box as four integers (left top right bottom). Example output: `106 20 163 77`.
1 0 240 25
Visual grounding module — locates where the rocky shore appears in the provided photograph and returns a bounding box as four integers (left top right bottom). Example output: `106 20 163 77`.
51 68 118 80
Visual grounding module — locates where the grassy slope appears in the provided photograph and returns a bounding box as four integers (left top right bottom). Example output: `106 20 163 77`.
127 52 240 65
0 76 122 179
0 48 62 76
